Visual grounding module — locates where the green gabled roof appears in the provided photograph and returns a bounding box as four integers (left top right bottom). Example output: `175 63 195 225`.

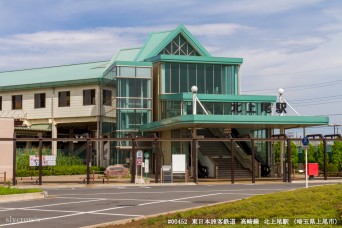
135 25 211 61
134 30 173 61
0 61 108 91
104 48 141 73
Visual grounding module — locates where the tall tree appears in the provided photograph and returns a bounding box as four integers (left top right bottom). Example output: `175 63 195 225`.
331 141 342 171
273 141 298 168
316 142 325 169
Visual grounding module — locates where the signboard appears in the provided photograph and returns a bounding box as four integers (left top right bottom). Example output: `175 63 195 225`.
144 159 149 173
172 154 186 173
136 150 143 165
29 155 56 167
302 137 309 146
223 128 231 134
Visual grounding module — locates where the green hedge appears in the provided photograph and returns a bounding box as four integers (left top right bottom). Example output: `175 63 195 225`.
16 166 104 177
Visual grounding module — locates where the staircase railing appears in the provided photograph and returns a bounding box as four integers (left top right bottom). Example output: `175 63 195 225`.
209 128 259 177
231 129 267 166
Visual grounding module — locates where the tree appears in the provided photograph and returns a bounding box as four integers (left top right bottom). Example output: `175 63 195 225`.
273 141 298 168
304 144 316 163
331 141 342 171
290 142 298 168
316 142 325 169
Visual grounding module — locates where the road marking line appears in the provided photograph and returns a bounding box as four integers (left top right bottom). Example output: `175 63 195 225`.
0 199 106 212
0 206 141 227
138 193 222 206
0 207 142 217
54 196 190 203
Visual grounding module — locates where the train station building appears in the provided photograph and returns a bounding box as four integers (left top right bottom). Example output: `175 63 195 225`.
0 25 329 179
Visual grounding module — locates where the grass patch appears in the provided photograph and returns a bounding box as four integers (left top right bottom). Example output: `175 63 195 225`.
109 184 342 227
0 186 42 195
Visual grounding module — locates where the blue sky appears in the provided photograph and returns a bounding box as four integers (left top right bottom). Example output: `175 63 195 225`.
1 0 342 135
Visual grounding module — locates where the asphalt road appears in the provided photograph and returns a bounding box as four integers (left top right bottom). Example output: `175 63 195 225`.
0 182 336 227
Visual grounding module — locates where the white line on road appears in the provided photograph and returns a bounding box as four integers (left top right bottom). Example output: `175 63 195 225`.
138 193 223 206
0 206 141 227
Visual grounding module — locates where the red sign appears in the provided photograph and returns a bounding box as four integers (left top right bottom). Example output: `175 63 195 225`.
308 163 319 176
136 157 142 165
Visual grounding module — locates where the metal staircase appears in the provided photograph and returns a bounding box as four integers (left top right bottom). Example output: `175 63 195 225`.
197 129 253 178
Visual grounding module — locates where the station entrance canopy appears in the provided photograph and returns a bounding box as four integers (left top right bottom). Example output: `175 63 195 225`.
140 114 329 132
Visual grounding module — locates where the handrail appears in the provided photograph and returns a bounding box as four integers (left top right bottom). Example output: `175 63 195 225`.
209 128 259 177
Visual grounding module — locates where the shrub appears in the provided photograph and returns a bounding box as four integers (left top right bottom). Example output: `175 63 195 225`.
327 163 339 173
16 166 103 177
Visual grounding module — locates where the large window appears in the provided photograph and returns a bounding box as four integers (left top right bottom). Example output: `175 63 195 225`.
83 89 95 105
58 91 70 107
103 89 112 106
12 95 22 110
34 93 46 109
162 63 238 95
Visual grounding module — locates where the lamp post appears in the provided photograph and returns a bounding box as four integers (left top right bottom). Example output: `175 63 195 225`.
191 85 198 183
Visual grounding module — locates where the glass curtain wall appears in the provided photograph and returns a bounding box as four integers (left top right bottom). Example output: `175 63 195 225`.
162 63 239 95
115 66 152 164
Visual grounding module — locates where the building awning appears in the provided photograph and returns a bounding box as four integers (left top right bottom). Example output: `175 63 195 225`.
140 115 329 132
15 124 51 132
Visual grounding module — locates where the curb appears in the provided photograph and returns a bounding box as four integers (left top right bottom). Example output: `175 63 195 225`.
14 182 197 189
0 191 47 203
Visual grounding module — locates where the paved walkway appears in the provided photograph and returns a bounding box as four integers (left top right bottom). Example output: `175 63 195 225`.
10 174 342 189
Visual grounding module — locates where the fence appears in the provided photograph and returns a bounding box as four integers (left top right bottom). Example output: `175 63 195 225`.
0 133 341 186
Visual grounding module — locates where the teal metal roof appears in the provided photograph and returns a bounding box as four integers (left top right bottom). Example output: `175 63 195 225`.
134 30 172 61
135 25 211 61
0 61 108 91
140 115 329 132
159 93 276 102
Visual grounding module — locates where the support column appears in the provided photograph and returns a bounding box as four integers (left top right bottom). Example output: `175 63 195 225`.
287 138 292 183
51 122 57 156
192 129 198 184
251 139 255 183
323 138 327 180
68 129 74 155
38 133 43 185
230 139 235 184
131 138 136 184
154 140 160 183
280 128 286 181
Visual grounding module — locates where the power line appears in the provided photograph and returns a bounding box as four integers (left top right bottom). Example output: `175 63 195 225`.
241 79 342 93
244 65 342 78
289 94 342 103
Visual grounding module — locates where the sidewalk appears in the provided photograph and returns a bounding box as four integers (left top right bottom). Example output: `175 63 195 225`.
10 174 342 189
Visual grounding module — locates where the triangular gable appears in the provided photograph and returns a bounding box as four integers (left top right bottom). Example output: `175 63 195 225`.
135 25 211 61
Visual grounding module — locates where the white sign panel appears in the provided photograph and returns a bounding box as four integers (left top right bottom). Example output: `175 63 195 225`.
172 154 186 173
30 155 56 166
144 159 149 173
